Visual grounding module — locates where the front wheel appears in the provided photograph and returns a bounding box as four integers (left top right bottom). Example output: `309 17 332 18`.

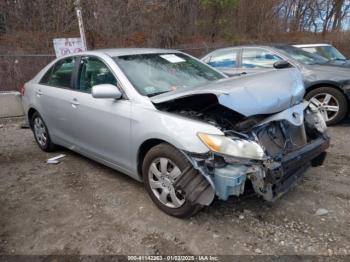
305 87 348 125
142 143 202 218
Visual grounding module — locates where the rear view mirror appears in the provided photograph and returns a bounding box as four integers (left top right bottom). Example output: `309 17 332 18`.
91 84 122 99
274 60 292 69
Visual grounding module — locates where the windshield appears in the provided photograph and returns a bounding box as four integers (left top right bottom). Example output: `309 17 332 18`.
318 46 346 60
114 53 224 97
276 46 328 65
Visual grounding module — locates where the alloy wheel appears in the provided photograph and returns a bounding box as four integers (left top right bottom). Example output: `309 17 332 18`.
309 93 340 122
33 117 48 148
148 157 185 208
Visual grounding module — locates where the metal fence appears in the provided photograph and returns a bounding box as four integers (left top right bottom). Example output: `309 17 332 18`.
0 54 55 91
0 43 227 92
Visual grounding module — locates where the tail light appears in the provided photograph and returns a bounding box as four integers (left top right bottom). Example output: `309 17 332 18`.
20 84 25 96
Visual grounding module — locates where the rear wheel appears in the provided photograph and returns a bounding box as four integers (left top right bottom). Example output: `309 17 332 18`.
142 143 202 218
305 87 348 125
31 112 56 152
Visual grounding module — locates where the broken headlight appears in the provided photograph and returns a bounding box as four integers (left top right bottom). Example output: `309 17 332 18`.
197 133 265 160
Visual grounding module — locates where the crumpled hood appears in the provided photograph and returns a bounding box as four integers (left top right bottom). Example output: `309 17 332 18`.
151 68 305 117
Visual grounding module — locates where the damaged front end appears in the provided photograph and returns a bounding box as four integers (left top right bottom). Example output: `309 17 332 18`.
151 69 329 206
175 101 329 206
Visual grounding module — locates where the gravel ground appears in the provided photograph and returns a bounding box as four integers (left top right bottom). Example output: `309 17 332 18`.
0 117 349 256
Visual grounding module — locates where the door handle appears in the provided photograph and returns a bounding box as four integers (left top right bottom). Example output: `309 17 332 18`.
71 98 80 107
240 72 247 75
36 89 43 97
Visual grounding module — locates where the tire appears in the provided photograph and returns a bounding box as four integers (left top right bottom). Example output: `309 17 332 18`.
305 87 348 125
142 143 202 218
31 112 56 152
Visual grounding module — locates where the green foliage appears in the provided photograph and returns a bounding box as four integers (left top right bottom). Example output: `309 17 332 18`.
223 31 240 43
199 0 239 42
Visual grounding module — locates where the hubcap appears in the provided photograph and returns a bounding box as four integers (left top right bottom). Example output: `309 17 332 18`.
148 157 185 208
309 93 339 122
34 117 47 148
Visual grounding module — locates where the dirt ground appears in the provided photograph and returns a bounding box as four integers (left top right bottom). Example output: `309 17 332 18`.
0 116 349 256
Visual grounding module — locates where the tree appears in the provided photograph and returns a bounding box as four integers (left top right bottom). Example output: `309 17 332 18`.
200 0 239 42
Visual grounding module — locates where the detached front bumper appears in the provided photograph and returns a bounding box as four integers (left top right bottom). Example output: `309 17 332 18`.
181 102 330 206
201 134 330 203
182 134 330 205
259 135 330 201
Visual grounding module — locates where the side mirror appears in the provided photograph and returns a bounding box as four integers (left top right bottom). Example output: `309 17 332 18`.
91 84 122 99
273 60 292 69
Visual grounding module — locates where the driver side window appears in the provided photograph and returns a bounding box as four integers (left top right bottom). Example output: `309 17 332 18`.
77 56 117 93
242 48 282 68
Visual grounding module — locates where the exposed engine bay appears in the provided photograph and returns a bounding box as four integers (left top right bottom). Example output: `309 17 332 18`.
154 94 330 206
155 94 265 133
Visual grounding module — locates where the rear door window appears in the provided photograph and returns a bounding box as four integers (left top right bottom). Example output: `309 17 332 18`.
207 49 238 68
40 57 76 88
242 48 282 68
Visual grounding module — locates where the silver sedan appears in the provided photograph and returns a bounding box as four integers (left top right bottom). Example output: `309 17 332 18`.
22 48 329 217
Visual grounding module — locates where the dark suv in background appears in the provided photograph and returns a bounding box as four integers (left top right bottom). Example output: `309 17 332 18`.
201 45 350 125
294 43 350 68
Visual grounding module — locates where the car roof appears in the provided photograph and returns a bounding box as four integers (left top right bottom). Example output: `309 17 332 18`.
81 48 181 57
213 45 274 50
293 44 331 48
202 45 277 59
205 45 274 54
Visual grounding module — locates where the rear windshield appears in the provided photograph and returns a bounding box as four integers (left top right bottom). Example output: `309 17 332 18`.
114 53 224 97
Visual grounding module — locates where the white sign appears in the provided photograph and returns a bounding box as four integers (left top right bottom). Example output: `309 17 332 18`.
53 38 86 58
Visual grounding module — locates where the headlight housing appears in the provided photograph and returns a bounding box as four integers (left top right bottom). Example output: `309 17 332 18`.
198 133 265 160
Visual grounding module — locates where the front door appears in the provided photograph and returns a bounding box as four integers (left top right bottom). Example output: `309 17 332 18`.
69 56 132 170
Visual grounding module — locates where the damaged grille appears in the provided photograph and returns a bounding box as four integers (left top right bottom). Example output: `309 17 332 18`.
255 120 307 157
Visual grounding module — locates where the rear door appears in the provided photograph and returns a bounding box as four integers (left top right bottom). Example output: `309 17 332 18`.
204 48 240 77
236 47 283 75
36 56 78 146
68 55 132 169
